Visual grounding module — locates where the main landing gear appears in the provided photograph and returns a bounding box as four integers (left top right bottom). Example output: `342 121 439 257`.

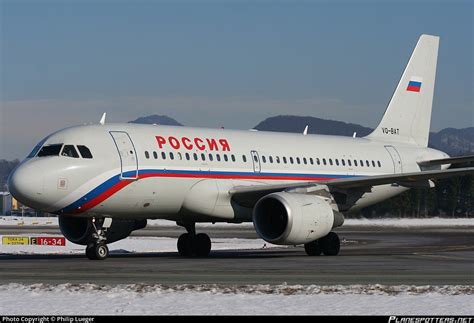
85 218 110 260
177 222 212 257
304 232 340 256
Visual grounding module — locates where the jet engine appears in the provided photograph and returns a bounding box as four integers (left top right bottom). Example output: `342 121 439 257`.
58 216 147 245
252 192 343 245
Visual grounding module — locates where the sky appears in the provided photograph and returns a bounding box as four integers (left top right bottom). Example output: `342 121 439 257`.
0 0 473 160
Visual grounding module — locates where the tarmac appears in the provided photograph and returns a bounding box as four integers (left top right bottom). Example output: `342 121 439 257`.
0 224 473 285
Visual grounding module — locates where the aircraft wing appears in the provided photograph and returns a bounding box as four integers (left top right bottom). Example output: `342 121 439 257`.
229 167 474 206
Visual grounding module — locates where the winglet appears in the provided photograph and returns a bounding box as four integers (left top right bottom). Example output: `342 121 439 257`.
99 113 106 125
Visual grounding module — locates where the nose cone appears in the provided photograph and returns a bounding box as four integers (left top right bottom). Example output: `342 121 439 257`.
8 163 45 210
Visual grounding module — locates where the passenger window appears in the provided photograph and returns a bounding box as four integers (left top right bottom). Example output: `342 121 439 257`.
360 160 364 167
347 160 351 166
169 152 174 160
335 159 339 166
153 151 158 159
242 155 247 162
323 158 327 165
185 153 190 160
372 160 376 167
296 157 300 164
145 151 150 159
289 157 294 164
262 156 266 163
276 156 280 164
269 156 273 163
38 144 63 157
193 153 198 161
209 154 213 161
354 160 358 167
377 161 382 167
177 152 183 160
217 154 221 162
342 159 346 166
161 152 166 160
316 158 320 165
366 160 370 167
283 157 287 164
303 157 307 165
309 158 314 165
224 155 228 162
201 153 206 161
231 155 236 162
329 159 333 166
253 155 258 162
60 145 79 158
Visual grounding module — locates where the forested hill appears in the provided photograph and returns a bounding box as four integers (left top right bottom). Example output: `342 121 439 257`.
254 116 474 157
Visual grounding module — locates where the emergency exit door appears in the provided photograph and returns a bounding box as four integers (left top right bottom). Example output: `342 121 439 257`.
250 150 261 173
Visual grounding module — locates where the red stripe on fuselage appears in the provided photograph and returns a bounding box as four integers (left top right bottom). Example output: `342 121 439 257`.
70 179 134 214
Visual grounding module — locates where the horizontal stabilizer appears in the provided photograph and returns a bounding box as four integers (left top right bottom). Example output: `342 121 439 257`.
418 155 474 167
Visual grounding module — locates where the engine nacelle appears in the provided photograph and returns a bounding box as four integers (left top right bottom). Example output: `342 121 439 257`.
253 192 343 245
59 216 147 245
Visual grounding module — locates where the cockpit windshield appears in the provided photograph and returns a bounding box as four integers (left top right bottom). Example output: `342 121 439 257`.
37 144 63 157
26 136 50 158
27 140 93 159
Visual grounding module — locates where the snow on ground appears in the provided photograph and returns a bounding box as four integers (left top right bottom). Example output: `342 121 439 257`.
1 216 473 228
0 283 472 315
0 235 277 255
0 216 58 226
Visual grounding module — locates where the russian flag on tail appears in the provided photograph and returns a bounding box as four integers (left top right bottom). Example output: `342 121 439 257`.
407 77 423 92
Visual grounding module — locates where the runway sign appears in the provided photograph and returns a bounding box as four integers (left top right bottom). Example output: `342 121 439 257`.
30 237 66 246
2 236 29 245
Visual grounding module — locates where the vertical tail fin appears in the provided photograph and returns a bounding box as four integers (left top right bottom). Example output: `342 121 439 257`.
366 34 439 147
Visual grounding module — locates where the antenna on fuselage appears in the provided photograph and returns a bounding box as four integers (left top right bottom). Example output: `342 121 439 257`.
303 125 308 136
99 112 107 125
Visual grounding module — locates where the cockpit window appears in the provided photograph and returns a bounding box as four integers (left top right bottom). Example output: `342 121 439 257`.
37 144 63 157
61 145 79 158
27 136 50 158
77 145 93 159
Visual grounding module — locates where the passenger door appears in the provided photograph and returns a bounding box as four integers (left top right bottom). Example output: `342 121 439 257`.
110 131 139 179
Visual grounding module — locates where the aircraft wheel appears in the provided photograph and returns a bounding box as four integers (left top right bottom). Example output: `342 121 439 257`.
195 233 211 257
94 243 109 260
85 244 96 260
304 240 322 256
177 233 194 257
86 243 109 260
320 232 340 256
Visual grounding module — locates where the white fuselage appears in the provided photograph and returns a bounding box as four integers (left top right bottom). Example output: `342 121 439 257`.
8 123 448 222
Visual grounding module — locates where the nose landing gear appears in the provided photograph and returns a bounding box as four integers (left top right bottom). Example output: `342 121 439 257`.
85 218 111 260
177 222 212 257
86 242 109 260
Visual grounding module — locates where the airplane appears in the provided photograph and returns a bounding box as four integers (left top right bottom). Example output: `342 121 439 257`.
8 34 474 260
